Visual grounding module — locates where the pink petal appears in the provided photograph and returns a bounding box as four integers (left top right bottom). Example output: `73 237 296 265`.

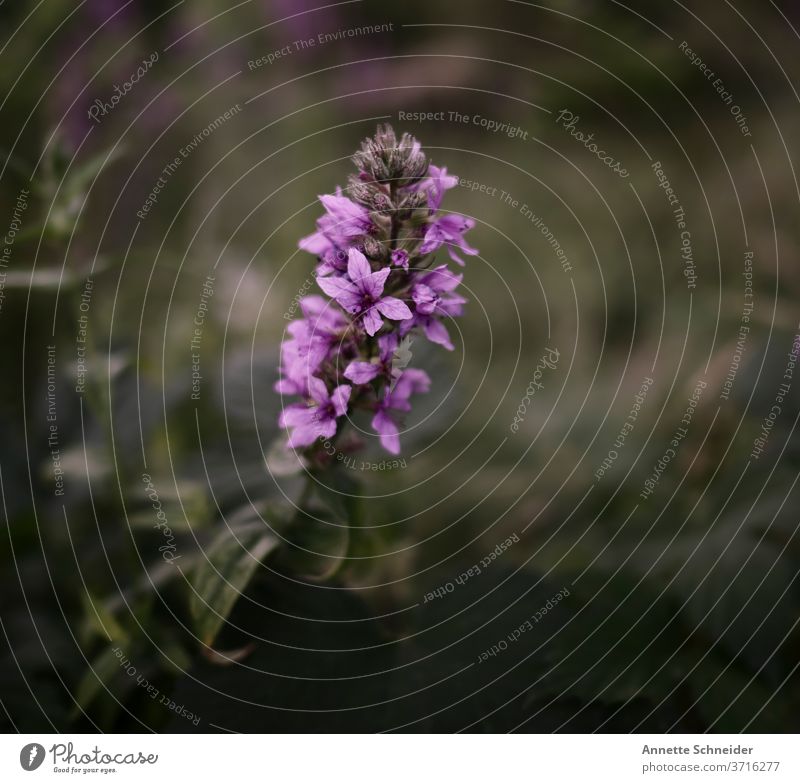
307 376 328 405
446 247 467 266
376 296 413 321
317 274 358 300
362 307 383 336
287 424 320 448
362 267 390 298
330 384 352 417
424 318 453 350
372 410 400 455
377 333 398 360
423 265 462 292
344 361 380 384
347 247 372 282
274 378 298 395
411 284 437 314
298 231 332 256
280 405 316 428
317 275 361 312
393 368 431 402
316 418 337 440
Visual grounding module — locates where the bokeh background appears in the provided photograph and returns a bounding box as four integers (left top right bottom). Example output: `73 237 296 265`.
2 0 800 732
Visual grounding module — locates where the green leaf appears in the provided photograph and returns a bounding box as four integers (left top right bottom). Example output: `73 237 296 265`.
190 521 280 646
80 591 129 645
72 645 128 717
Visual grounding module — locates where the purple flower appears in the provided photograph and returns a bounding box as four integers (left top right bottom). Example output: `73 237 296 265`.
280 377 351 448
413 164 458 210
420 214 479 266
403 265 467 350
371 369 431 454
274 295 348 395
343 333 398 384
278 124 477 456
317 248 412 336
391 249 409 270
317 247 349 276
299 188 372 256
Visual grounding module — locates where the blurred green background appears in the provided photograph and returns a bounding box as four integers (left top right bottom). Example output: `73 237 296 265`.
1 0 799 732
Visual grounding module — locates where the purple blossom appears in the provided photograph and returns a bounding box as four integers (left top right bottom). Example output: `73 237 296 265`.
372 369 431 454
343 333 398 384
280 377 351 448
274 295 347 396
413 164 458 210
403 265 467 351
277 124 477 456
318 247 349 276
317 248 412 337
391 249 409 270
420 214 479 266
298 188 372 256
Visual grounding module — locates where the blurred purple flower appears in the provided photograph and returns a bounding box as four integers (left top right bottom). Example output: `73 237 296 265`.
420 214 479 266
299 189 372 256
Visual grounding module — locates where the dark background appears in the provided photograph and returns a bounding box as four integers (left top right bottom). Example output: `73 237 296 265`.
1 0 799 732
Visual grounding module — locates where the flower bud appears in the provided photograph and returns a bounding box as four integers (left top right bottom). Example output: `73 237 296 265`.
362 235 386 261
346 178 373 206
353 124 428 186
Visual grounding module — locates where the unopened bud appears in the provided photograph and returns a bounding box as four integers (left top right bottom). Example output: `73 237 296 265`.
361 235 386 260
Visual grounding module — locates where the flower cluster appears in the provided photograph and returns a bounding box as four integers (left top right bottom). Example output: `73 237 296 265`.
276 124 477 455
